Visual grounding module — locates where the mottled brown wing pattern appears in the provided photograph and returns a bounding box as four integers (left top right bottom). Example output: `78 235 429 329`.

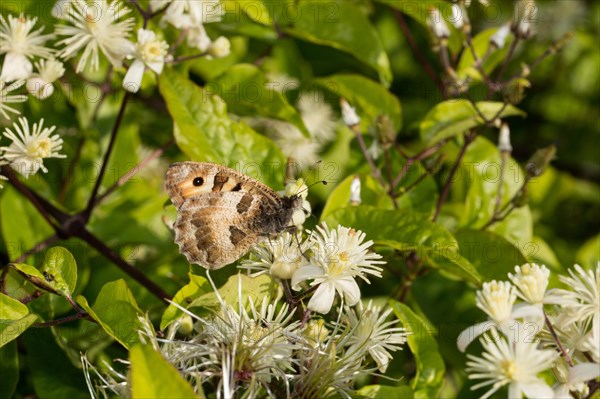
173 191 265 269
165 162 291 270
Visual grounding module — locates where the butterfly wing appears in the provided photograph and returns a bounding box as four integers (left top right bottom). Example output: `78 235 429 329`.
173 191 262 269
166 162 286 269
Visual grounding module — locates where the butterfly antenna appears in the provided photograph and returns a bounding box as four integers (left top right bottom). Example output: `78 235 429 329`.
295 180 327 196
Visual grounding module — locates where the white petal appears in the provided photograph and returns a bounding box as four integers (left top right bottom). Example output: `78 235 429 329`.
520 381 554 398
335 277 361 306
1 53 33 81
511 303 544 319
123 60 145 93
508 382 522 399
457 321 495 352
146 60 164 74
291 265 324 290
568 363 600 384
307 283 335 314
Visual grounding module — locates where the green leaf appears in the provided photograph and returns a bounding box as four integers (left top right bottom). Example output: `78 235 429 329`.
457 28 514 80
160 273 211 331
322 206 481 284
0 341 18 398
189 273 273 310
390 301 445 399
358 384 414 399
314 74 402 131
130 344 202 398
285 1 392 86
9 263 59 295
158 68 286 187
419 100 525 145
23 328 88 399
0 186 53 261
76 279 144 349
223 0 273 25
455 229 526 281
0 294 37 347
0 292 29 319
0 267 40 303
461 137 533 244
39 247 77 298
213 63 310 136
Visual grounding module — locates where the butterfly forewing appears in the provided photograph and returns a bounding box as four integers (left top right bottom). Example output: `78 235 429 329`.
165 162 298 270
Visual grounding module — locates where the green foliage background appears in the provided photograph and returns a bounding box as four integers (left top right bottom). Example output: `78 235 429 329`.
0 0 598 398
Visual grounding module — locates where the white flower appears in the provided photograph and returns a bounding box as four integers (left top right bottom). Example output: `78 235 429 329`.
123 29 168 93
344 301 407 372
0 117 66 178
157 0 223 29
297 92 336 143
427 7 450 39
554 362 600 399
0 79 27 120
498 122 512 153
340 98 360 127
490 23 511 48
26 58 65 99
508 263 550 305
247 117 320 167
186 23 211 51
208 36 231 58
466 327 557 399
551 264 600 339
0 14 54 82
292 224 384 314
457 280 542 352
55 0 135 73
240 232 309 280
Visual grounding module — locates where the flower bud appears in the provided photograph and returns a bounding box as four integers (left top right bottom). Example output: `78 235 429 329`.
208 36 231 58
340 99 360 126
525 145 556 178
450 4 465 29
427 7 450 39
498 123 512 153
490 23 511 48
350 175 361 206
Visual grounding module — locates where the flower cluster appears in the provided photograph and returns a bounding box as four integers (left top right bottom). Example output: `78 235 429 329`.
0 0 231 182
458 263 600 399
85 269 408 398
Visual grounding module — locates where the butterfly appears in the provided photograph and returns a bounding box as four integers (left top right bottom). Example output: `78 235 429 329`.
165 162 303 270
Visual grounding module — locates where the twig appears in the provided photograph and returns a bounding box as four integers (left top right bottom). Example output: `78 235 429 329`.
170 52 209 65
393 10 444 94
84 92 130 219
433 131 477 221
75 227 170 301
544 312 574 367
13 235 59 264
2 166 62 232
495 37 520 84
351 125 388 190
493 151 509 216
94 139 175 206
33 311 93 327
57 137 85 204
391 141 447 189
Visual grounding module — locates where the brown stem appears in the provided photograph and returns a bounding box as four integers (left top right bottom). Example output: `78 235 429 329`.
57 137 85 204
495 37 520 85
84 92 130 220
33 311 93 327
351 125 387 190
544 312 574 367
74 227 170 302
13 235 59 264
2 166 62 231
493 151 509 216
433 131 477 221
392 141 447 189
94 139 175 206
393 10 444 94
